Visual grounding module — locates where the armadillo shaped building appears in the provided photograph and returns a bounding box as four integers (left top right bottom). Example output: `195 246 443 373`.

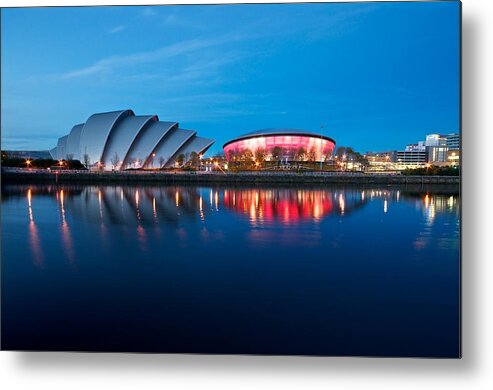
49 110 214 171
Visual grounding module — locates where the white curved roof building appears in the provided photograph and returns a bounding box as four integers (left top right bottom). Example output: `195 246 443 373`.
50 110 214 171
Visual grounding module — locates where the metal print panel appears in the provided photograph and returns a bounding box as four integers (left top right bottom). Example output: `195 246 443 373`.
1 1 461 357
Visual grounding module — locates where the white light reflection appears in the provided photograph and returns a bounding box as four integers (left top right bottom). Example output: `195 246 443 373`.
339 193 345 215
27 189 43 266
59 189 75 264
98 189 103 220
199 195 204 221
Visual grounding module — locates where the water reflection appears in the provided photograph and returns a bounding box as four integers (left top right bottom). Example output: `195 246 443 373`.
58 189 75 264
27 189 43 267
2 184 459 229
4 184 460 254
414 190 460 252
1 183 460 356
223 188 368 224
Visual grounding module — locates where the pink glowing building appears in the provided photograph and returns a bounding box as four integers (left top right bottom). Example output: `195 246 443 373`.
223 128 336 162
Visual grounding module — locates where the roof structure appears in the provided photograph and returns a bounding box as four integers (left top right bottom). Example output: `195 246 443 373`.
50 110 214 170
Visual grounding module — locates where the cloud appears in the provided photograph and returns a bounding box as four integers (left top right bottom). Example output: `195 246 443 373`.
140 7 158 17
51 34 249 81
162 11 208 31
32 4 381 84
108 25 125 34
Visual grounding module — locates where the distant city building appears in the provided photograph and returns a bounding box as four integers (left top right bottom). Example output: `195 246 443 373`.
447 149 460 166
404 132 460 165
3 150 52 159
365 151 396 172
396 150 428 165
446 133 460 150
425 134 448 147
405 141 426 152
50 110 214 171
424 133 459 163
427 145 449 163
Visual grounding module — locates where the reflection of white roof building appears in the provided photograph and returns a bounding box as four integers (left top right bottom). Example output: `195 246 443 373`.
50 110 214 170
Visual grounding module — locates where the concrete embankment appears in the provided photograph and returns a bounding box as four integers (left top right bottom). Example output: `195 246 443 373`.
2 169 460 186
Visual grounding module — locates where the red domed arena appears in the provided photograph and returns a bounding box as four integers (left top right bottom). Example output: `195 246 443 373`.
223 128 336 162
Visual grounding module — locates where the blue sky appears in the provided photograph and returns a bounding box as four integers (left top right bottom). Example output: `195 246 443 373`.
1 1 460 154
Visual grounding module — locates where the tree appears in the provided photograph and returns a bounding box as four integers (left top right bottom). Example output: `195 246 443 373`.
176 154 185 166
324 150 334 162
127 158 137 169
294 147 307 162
159 156 166 168
271 146 283 163
110 152 120 170
237 149 253 169
334 146 368 171
307 147 317 162
66 153 74 161
83 153 90 168
254 148 267 164
214 151 225 160
227 148 240 164
189 151 200 169
353 152 369 172
336 146 354 160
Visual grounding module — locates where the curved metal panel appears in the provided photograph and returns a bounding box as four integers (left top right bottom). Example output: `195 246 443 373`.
101 115 157 171
50 109 215 169
165 135 215 167
56 135 69 160
124 121 178 169
49 147 58 160
144 128 196 169
78 110 134 168
66 124 84 161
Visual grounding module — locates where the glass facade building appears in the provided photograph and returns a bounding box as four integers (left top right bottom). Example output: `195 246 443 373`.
223 129 336 162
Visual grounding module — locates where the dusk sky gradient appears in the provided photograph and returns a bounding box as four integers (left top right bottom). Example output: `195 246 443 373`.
1 1 460 154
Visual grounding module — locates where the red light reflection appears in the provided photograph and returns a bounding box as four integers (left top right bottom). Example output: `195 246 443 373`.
223 189 333 224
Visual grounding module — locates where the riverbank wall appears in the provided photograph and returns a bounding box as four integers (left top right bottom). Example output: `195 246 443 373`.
2 169 460 186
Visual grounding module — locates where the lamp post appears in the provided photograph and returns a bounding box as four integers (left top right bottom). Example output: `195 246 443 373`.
319 124 324 171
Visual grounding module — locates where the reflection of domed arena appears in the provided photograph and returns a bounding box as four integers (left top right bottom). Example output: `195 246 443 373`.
50 110 214 171
223 129 336 162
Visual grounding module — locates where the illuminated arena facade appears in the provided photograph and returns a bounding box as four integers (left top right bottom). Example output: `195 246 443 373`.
223 129 336 162
50 109 214 171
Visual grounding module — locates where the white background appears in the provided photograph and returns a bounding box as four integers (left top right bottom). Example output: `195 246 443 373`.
1 0 491 389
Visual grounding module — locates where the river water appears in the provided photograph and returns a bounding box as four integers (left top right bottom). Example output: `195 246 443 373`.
1 183 460 357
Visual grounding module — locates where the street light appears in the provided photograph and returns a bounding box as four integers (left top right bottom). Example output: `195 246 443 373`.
319 125 324 171
26 159 32 168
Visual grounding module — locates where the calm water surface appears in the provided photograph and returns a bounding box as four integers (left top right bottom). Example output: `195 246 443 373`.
1 184 460 356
